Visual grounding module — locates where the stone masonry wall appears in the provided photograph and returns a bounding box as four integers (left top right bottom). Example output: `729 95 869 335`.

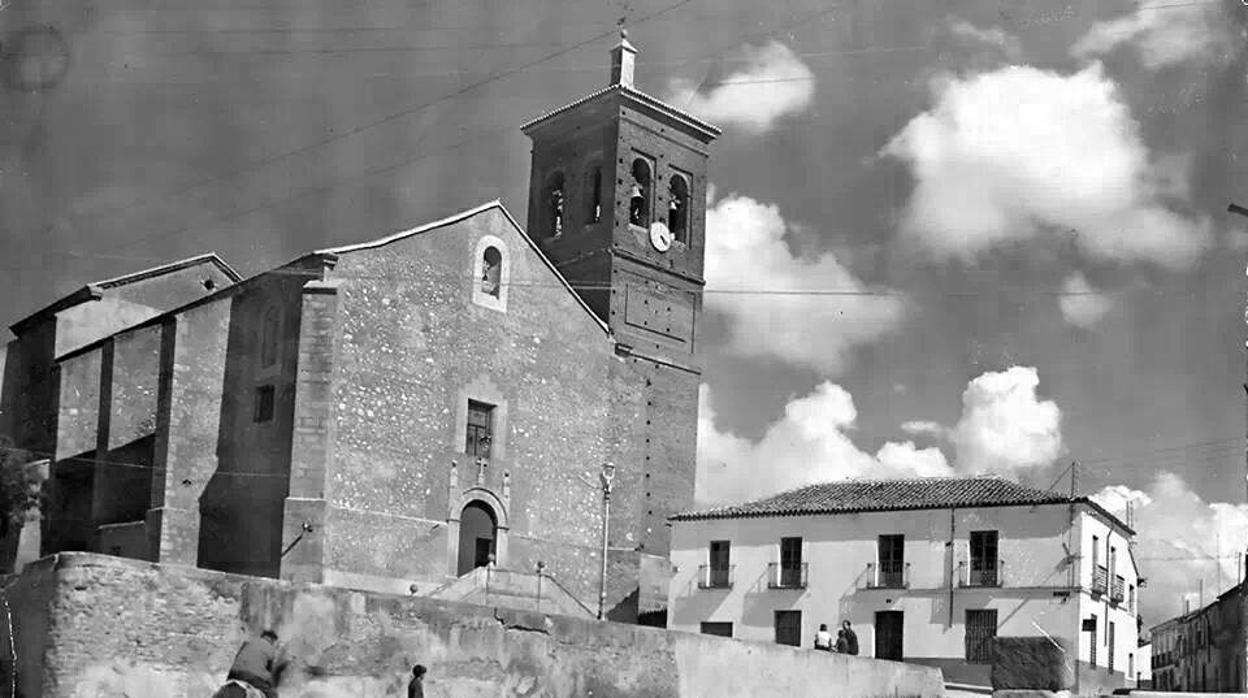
198 265 307 578
2 553 946 698
313 206 640 610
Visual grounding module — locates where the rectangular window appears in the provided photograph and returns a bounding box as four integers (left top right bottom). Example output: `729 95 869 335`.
700 621 733 637
709 540 731 588
466 400 494 458
780 537 803 587
879 534 905 587
969 530 999 586
1108 621 1116 672
774 610 802 647
1089 614 1098 665
1092 535 1100 568
253 385 275 423
965 609 998 663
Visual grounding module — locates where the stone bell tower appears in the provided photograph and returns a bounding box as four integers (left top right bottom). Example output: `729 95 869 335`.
520 29 720 370
521 33 719 618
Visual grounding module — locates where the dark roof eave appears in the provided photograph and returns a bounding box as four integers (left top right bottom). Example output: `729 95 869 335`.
521 85 721 141
672 496 1137 535
10 285 103 335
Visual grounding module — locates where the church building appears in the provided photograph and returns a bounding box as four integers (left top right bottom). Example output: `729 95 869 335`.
0 33 719 623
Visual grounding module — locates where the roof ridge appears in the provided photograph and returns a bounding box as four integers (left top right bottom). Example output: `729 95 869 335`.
675 475 1075 522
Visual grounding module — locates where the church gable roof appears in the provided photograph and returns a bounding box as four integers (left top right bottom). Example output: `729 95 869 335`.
315 200 610 336
10 253 240 335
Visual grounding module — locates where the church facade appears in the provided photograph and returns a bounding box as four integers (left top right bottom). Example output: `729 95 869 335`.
0 34 718 622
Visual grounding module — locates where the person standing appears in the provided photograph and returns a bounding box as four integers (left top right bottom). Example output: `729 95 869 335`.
841 620 859 656
408 664 427 698
814 624 834 651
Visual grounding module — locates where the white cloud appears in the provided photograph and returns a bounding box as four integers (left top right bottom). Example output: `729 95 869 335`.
948 19 1022 61
951 366 1064 476
1059 272 1114 328
901 420 946 438
696 383 952 505
705 193 908 373
883 63 1210 269
1073 0 1238 71
696 366 1064 505
1093 473 1248 623
668 41 814 135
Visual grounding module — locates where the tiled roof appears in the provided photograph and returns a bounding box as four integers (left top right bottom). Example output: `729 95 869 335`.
673 477 1088 521
519 84 720 140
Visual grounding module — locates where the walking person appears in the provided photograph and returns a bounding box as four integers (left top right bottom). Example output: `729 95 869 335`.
814 623 834 652
408 664 427 698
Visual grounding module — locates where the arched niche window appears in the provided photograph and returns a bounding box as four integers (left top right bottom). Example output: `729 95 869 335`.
472 235 510 312
629 157 652 228
668 174 690 243
259 305 280 367
586 166 603 224
545 171 565 238
481 246 502 298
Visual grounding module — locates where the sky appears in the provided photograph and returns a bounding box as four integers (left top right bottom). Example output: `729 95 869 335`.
1 0 1246 624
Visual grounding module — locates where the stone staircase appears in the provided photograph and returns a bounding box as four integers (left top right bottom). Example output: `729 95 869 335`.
426 565 596 619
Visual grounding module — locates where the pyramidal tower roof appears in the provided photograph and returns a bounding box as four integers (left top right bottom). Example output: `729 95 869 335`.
520 28 720 142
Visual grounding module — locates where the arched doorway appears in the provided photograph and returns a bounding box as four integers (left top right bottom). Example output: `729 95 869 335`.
457 501 497 576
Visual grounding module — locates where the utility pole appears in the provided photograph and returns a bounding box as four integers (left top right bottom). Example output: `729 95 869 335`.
1069 460 1081 698
1231 202 1248 504
597 462 616 620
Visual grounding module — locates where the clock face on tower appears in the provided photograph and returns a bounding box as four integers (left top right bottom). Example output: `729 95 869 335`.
649 222 673 252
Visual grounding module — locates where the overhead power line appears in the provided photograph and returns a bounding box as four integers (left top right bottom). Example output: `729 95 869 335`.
35 0 698 259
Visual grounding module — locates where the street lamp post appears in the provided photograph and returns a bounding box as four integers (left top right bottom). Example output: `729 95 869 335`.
597 462 616 620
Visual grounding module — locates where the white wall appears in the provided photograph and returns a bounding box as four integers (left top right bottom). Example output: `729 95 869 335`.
1076 511 1140 673
669 503 1138 673
1137 641 1153 683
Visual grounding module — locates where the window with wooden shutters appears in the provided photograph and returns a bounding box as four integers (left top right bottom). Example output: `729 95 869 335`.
965 609 998 663
774 610 801 647
779 537 803 588
709 540 731 588
1108 622 1116 673
969 530 999 586
1089 614 1098 665
879 534 905 588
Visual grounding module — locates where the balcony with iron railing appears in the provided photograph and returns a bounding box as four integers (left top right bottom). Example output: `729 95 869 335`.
958 558 1003 587
1111 574 1125 603
1092 565 1108 596
864 561 910 589
698 564 735 590
767 562 809 589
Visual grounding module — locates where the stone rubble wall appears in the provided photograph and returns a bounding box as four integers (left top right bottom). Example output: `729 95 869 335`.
2 553 944 698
